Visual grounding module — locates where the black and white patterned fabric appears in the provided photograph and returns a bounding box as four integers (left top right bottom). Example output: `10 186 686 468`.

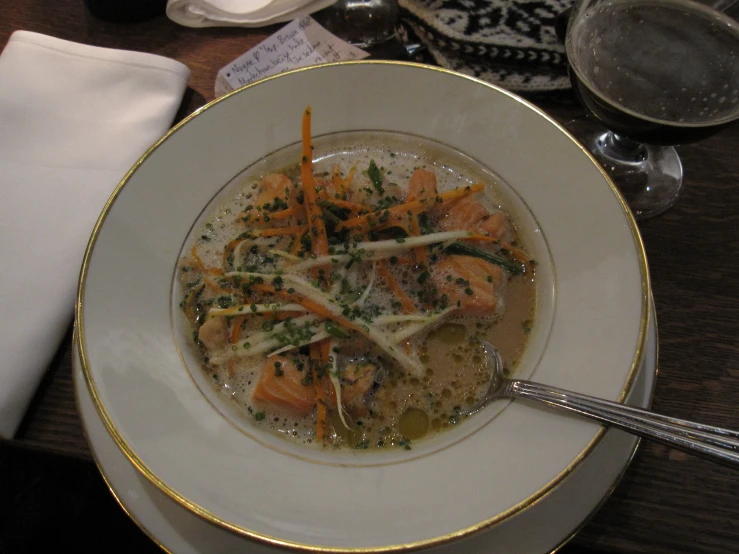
399 0 573 93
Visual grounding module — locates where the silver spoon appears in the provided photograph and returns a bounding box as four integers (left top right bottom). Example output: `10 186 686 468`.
467 341 739 468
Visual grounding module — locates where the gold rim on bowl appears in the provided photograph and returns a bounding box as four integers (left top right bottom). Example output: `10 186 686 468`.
75 61 651 553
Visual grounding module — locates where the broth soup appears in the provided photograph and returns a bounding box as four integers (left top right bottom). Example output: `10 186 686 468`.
175 110 535 451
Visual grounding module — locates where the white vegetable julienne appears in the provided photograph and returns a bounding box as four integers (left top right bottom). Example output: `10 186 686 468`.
238 313 318 346
279 277 427 377
214 323 327 362
285 230 475 273
329 279 343 298
224 271 427 377
332 263 359 299
390 309 454 344
209 303 307 317
210 313 321 363
374 314 443 325
209 299 443 358
231 238 255 266
354 231 475 253
328 339 350 430
267 329 330 357
220 337 283 359
269 249 302 262
355 262 376 307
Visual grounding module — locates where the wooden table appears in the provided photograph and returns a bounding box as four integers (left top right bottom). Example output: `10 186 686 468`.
2 2 739 552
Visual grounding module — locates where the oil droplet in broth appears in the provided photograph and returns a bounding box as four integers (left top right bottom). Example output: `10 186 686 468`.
398 407 430 440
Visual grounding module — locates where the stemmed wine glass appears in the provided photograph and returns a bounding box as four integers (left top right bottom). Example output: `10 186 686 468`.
314 0 426 60
563 0 739 219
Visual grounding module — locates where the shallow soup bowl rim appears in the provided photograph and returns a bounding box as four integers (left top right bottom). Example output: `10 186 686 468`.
76 61 650 552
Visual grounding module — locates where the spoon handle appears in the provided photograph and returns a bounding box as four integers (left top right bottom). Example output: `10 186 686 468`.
503 380 739 468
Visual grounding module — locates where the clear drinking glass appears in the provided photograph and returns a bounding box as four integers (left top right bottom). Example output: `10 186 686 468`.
316 0 400 49
564 0 739 218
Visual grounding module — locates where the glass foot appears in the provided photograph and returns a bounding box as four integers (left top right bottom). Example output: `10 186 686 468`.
566 117 684 220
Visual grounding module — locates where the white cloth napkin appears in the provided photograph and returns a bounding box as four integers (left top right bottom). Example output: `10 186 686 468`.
166 0 337 27
0 31 190 439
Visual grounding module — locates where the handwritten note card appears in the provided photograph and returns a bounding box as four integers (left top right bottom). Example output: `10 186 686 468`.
215 16 369 96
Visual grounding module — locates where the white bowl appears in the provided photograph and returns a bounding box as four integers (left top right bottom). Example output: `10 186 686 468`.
72 298 657 553
76 62 649 551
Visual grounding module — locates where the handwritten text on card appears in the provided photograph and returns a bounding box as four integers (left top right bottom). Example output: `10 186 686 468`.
215 16 369 96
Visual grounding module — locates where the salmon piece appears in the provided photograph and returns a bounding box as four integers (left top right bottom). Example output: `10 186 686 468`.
340 362 378 417
316 177 363 208
437 195 513 243
239 173 303 228
241 174 299 226
316 177 342 198
326 361 378 417
253 174 298 211
198 317 229 351
477 210 510 241
437 195 488 230
252 355 315 417
410 169 512 242
431 255 504 315
407 169 438 202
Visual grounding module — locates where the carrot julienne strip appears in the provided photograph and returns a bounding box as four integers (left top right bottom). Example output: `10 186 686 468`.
377 262 416 314
253 206 304 223
311 341 327 442
317 193 366 213
408 212 427 266
301 107 329 257
331 164 356 195
246 284 364 334
204 276 239 295
270 311 306 321
226 315 246 378
230 315 246 343
331 165 346 196
320 339 331 368
190 245 224 277
225 273 425 375
499 242 532 264
464 234 533 268
464 234 500 243
290 229 306 255
336 184 485 233
190 245 204 267
254 225 307 238
222 237 244 268
319 339 333 439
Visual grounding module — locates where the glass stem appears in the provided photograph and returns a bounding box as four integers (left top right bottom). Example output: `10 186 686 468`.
597 132 648 164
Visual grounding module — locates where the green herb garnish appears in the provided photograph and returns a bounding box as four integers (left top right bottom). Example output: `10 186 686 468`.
325 320 351 339
444 242 524 274
365 160 384 194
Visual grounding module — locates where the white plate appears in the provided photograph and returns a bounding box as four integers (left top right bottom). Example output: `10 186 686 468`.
76 62 650 550
73 298 657 553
